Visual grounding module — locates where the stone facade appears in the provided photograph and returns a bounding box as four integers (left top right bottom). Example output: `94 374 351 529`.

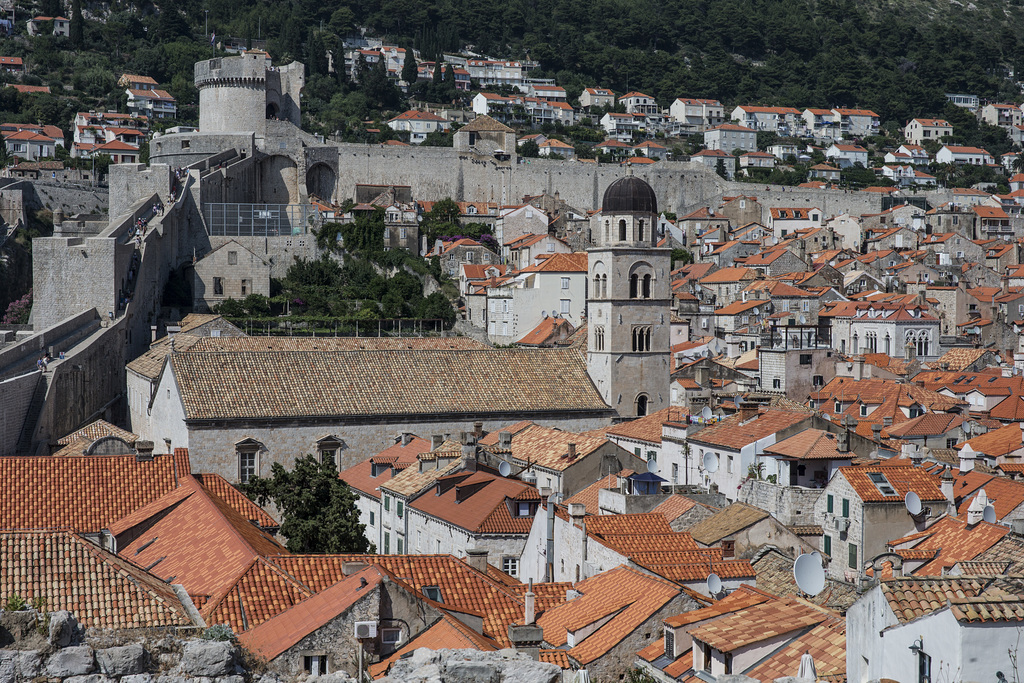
739 478 825 527
192 240 271 311
195 54 303 140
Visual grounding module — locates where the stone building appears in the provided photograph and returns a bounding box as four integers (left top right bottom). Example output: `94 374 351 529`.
588 175 671 419
453 115 516 157
195 52 304 140
192 240 271 311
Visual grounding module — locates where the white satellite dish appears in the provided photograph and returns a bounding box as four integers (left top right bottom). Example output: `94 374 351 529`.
647 458 659 474
703 452 719 473
706 573 722 596
984 504 997 524
498 461 511 477
701 406 713 420
905 491 922 516
752 307 760 315
800 315 807 324
811 552 822 563
793 553 826 596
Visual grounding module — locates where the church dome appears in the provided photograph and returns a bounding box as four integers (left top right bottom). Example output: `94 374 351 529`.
601 176 658 214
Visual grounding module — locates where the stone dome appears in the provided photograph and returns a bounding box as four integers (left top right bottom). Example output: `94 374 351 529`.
601 176 658 214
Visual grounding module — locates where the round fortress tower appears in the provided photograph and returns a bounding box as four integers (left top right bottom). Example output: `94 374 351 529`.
194 53 304 138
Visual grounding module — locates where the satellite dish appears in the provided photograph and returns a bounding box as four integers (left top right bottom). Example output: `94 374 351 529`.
905 491 922 516
800 315 807 324
706 573 723 596
647 458 659 474
701 406 713 420
793 553 826 596
811 552 822 563
753 307 760 315
984 504 997 524
498 461 511 477
703 452 719 473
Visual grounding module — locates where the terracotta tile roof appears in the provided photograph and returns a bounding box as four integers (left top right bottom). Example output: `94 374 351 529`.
201 556 312 632
189 336 491 352
744 617 846 681
536 565 683 664
172 349 610 420
0 530 197 629
881 576 994 622
411 470 539 534
499 424 612 473
653 495 699 523
380 454 462 497
698 266 756 284
750 547 859 612
338 436 432 499
0 451 190 533
605 406 690 444
663 585 771 627
935 347 993 371
238 567 383 660
687 502 769 546
839 464 944 503
56 419 138 445
959 423 1024 458
954 475 1024 521
638 558 755 582
113 474 287 602
563 470 635 515
687 409 810 451
586 512 674 537
764 429 849 460
955 560 1011 575
268 554 529 646
370 613 499 677
517 317 575 347
539 649 572 669
193 473 278 528
594 533 701 556
888 516 1009 575
883 412 964 439
973 535 1024 573
687 596 831 652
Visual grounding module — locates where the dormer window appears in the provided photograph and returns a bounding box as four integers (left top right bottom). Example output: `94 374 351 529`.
422 586 443 602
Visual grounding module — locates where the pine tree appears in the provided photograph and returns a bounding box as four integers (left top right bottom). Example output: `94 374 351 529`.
401 49 418 86
69 0 83 47
241 454 372 554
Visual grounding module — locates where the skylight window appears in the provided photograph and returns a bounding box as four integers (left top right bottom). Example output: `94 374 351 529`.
867 472 897 496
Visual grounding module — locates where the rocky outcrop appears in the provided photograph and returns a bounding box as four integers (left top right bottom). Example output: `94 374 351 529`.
379 648 561 683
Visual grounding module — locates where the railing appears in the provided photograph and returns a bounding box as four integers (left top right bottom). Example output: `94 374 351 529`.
204 203 322 237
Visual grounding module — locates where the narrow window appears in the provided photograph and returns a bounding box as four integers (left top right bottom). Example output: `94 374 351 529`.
630 274 639 298
227 251 237 265
238 448 257 483
642 273 652 298
619 219 627 241
213 277 223 296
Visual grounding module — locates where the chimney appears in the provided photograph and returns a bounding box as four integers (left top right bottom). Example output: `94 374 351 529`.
462 438 477 471
836 425 850 454
150 325 158 343
431 435 443 450
401 432 414 446
871 423 882 441
134 440 154 461
941 466 955 509
967 489 987 525
695 364 710 387
568 503 586 524
567 443 577 460
737 401 758 424
853 355 865 381
905 340 916 362
499 431 512 448
524 580 536 625
465 548 488 573
474 421 484 440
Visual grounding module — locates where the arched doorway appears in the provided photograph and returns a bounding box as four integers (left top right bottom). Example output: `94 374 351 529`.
306 163 338 203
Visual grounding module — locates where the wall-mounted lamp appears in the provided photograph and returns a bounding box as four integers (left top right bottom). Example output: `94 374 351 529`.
908 637 924 653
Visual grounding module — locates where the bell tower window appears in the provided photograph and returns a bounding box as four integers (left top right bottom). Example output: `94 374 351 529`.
629 274 639 299
619 219 627 241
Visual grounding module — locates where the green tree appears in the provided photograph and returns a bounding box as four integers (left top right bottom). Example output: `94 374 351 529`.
520 139 540 157
241 455 372 554
715 159 729 179
69 0 84 47
401 50 418 86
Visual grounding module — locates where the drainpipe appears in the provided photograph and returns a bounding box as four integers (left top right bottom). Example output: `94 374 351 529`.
546 494 556 582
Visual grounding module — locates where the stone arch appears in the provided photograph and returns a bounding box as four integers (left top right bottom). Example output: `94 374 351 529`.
306 162 338 203
266 102 280 120
84 435 135 456
259 154 298 204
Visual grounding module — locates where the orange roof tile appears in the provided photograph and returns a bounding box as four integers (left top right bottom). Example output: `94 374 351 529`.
193 472 278 528
839 464 944 503
889 516 1009 575
0 530 197 629
537 565 682 664
687 409 811 451
744 617 846 681
563 470 635 515
606 406 690 444
113 474 287 601
371 614 499 677
412 470 539 534
56 419 138 445
764 429 849 460
0 451 190 533
239 567 383 660
688 596 830 652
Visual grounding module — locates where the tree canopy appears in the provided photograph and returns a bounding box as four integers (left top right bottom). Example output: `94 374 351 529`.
241 454 372 554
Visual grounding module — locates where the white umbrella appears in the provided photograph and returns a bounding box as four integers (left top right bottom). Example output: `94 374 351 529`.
798 651 817 679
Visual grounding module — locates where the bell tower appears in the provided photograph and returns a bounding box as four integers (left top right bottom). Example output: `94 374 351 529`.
587 173 671 418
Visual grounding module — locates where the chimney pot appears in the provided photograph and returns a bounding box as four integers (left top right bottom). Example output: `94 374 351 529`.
474 421 484 439
567 443 577 460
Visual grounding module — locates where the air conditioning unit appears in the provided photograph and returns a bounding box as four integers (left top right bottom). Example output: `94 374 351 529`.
354 621 378 639
834 517 850 532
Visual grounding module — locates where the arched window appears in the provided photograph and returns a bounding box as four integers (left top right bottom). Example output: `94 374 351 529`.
636 394 649 417
601 274 608 298
629 274 639 299
619 219 627 241
852 334 859 354
594 326 605 350
884 334 891 355
642 274 652 299
632 326 651 352
638 219 645 242
593 274 601 297
604 220 610 243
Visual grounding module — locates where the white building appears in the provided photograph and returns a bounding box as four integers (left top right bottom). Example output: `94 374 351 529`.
618 91 658 115
126 88 177 120
847 575 1024 683
831 108 880 136
465 59 524 87
669 97 724 132
703 124 757 153
579 87 615 111
824 143 869 169
387 110 450 144
485 252 588 344
904 118 953 145
936 145 995 166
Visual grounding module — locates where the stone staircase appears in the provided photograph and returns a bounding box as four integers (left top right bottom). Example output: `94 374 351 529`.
15 371 49 455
